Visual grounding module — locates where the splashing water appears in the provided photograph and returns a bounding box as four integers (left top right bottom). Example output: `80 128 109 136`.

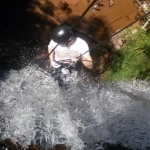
0 65 150 150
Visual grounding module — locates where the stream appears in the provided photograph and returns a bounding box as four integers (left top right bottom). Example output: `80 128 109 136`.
0 65 150 150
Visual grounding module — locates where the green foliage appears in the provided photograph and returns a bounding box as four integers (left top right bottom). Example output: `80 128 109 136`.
104 27 150 81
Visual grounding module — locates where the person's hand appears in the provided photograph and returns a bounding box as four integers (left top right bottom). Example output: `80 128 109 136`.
50 61 54 68
51 61 61 68
71 53 80 63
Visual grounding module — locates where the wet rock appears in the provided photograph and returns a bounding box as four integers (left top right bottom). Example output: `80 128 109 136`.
0 139 24 150
27 145 39 150
0 139 138 150
52 144 67 150
91 0 103 11
60 2 69 11
109 0 114 7
0 139 67 150
108 34 125 52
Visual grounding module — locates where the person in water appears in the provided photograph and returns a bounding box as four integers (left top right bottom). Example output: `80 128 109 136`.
47 25 93 88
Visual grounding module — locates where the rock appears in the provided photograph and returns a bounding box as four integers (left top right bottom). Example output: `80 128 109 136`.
109 0 114 7
108 34 125 51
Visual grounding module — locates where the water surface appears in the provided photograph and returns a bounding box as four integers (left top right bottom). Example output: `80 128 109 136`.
0 65 150 150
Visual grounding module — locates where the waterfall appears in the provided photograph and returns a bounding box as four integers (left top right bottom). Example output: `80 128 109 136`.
0 65 150 150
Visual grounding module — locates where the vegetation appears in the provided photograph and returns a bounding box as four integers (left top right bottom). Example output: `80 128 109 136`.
103 27 150 81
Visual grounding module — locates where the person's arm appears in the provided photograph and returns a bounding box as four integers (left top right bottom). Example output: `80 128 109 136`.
48 47 54 67
81 54 93 69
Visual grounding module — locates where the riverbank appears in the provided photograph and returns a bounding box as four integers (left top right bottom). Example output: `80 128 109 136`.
101 26 150 81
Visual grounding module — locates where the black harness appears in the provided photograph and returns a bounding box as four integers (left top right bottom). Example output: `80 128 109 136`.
47 61 76 89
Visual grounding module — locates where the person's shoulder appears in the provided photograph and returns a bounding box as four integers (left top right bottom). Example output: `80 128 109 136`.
49 39 58 46
76 37 88 45
49 39 56 44
75 37 89 52
48 39 58 49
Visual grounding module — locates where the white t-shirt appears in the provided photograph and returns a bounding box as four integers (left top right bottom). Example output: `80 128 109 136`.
48 37 89 61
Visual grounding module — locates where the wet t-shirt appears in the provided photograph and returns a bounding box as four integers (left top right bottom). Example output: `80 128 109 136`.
48 37 89 61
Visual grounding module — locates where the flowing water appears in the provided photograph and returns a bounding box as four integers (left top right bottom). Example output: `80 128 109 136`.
0 65 150 150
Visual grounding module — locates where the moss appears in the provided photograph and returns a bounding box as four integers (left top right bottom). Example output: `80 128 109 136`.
103 27 150 81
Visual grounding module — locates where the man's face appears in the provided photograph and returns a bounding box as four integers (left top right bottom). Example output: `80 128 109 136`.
61 36 73 46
